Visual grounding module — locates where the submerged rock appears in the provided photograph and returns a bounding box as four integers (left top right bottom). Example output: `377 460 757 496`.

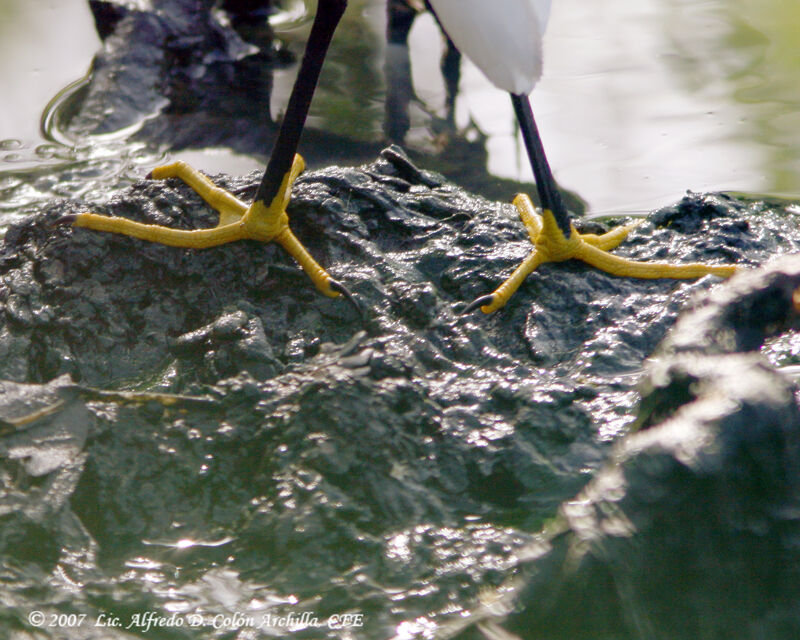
0 147 798 638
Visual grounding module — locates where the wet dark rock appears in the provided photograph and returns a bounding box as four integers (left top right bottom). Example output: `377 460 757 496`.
78 0 268 138
0 148 799 637
457 256 800 640
69 0 277 152
63 0 383 167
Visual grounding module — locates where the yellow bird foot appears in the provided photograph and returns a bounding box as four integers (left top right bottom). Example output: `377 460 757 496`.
65 154 357 306
464 193 739 314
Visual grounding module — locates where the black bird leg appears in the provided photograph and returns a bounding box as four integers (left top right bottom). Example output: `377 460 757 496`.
70 1 358 306
463 92 737 314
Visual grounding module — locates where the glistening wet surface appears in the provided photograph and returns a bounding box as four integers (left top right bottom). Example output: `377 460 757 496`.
0 1 799 639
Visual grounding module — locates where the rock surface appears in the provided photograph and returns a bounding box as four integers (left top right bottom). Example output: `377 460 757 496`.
457 256 800 640
0 147 799 638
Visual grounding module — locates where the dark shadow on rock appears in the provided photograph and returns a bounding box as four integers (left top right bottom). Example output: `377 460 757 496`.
0 148 797 637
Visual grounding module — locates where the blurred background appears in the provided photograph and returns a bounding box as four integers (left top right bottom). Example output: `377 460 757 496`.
0 0 798 225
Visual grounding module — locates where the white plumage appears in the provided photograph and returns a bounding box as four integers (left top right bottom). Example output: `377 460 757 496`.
428 0 552 95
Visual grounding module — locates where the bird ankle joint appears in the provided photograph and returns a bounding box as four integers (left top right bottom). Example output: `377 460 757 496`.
242 200 290 242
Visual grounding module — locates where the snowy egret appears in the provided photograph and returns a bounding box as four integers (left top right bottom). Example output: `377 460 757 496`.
426 0 737 313
65 0 737 314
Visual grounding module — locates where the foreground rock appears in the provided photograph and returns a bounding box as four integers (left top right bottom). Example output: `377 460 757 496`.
449 257 800 640
0 148 798 638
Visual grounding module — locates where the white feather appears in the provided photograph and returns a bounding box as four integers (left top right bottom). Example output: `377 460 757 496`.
428 0 552 95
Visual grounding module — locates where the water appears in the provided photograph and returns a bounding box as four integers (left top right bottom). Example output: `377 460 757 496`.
1 0 799 222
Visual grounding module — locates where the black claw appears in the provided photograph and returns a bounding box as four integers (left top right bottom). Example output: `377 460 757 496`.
329 279 363 319
461 294 495 316
53 214 78 227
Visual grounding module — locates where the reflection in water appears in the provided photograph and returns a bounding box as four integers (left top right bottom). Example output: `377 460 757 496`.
665 0 800 196
540 0 800 213
383 0 460 144
0 0 798 218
